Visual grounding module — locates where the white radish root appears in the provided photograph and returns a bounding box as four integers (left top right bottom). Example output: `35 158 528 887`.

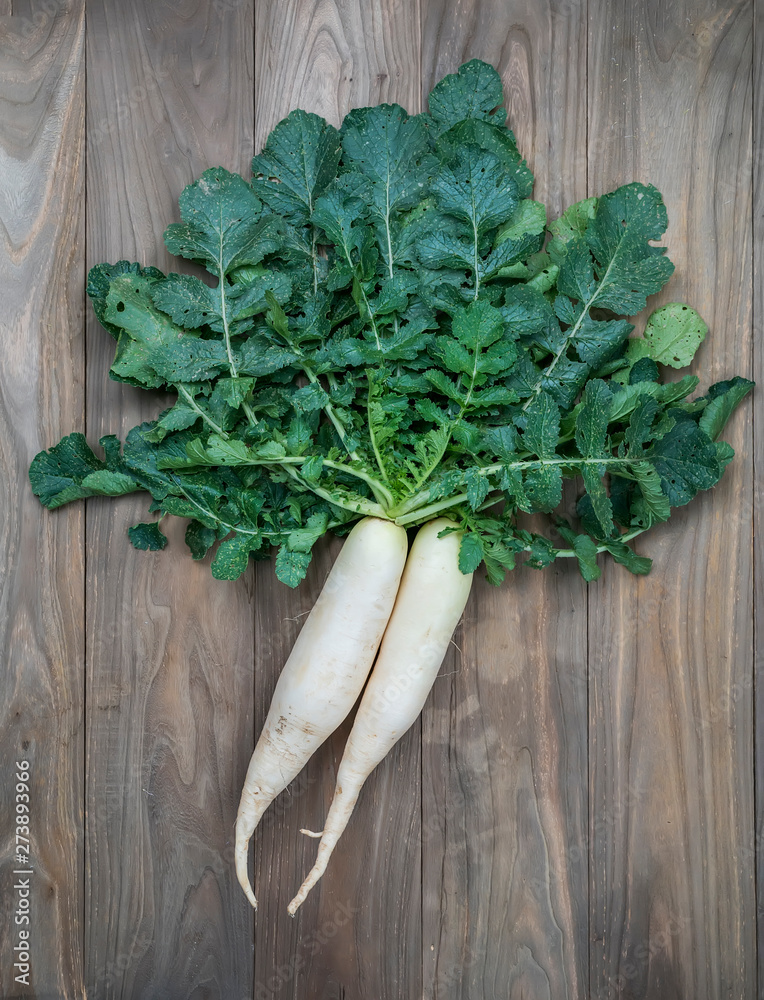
287 517 473 915
235 516 408 908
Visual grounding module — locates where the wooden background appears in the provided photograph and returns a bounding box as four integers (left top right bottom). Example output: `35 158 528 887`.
0 1 758 998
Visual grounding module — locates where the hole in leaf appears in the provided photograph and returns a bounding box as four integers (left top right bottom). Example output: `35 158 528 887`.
116 302 125 312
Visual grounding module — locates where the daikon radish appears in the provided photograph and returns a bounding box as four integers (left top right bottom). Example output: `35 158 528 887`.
235 516 408 908
287 517 473 914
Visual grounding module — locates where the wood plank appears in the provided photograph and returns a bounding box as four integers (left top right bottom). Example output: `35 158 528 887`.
84 4 256 997
0 4 85 998
587 2 755 996
420 4 589 998
252 3 422 997
754 0 763 992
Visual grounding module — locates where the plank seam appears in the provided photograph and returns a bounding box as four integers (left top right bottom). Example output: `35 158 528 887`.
82 0 88 990
753 0 760 989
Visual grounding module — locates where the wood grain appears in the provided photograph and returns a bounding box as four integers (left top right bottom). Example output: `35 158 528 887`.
587 2 755 996
84 3 256 997
0 5 85 997
421 3 589 997
252 4 423 997
0 3 758 997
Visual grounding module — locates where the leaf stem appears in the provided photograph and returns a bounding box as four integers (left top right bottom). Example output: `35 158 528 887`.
393 454 636 523
355 278 382 350
475 456 633 475
551 526 647 559
218 275 261 432
366 380 390 484
279 464 387 519
472 218 480 301
394 493 470 526
218 279 238 378
277 459 392 510
410 347 480 496
301 365 359 460
521 248 620 413
173 480 346 538
311 231 319 295
267 315 358 461
177 385 229 438
321 459 393 508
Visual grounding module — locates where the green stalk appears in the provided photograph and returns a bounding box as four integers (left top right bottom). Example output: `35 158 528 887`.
366 381 390 485
175 483 345 538
321 459 393 509
552 526 647 559
393 454 636 523
217 267 260 431
280 464 387 519
177 385 229 438
394 493 470 526
520 250 620 413
301 365 359 460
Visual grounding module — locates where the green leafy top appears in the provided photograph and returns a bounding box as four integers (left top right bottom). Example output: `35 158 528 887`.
30 60 752 587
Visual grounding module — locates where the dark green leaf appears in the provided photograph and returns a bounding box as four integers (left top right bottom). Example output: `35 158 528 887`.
524 465 562 512
698 376 753 441
427 59 506 133
571 533 601 582
631 462 671 525
522 392 560 458
431 145 519 238
212 532 258 580
603 538 652 575
164 167 281 276
88 260 165 340
185 520 218 560
650 419 722 506
275 547 312 587
81 470 138 496
458 531 485 574
629 357 660 384
216 377 255 408
575 379 611 457
128 521 168 551
464 468 491 510
579 183 675 314
252 110 341 224
29 433 138 509
581 465 613 536
287 511 329 553
151 273 220 328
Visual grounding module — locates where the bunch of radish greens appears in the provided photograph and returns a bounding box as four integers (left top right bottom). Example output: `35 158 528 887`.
30 60 751 914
